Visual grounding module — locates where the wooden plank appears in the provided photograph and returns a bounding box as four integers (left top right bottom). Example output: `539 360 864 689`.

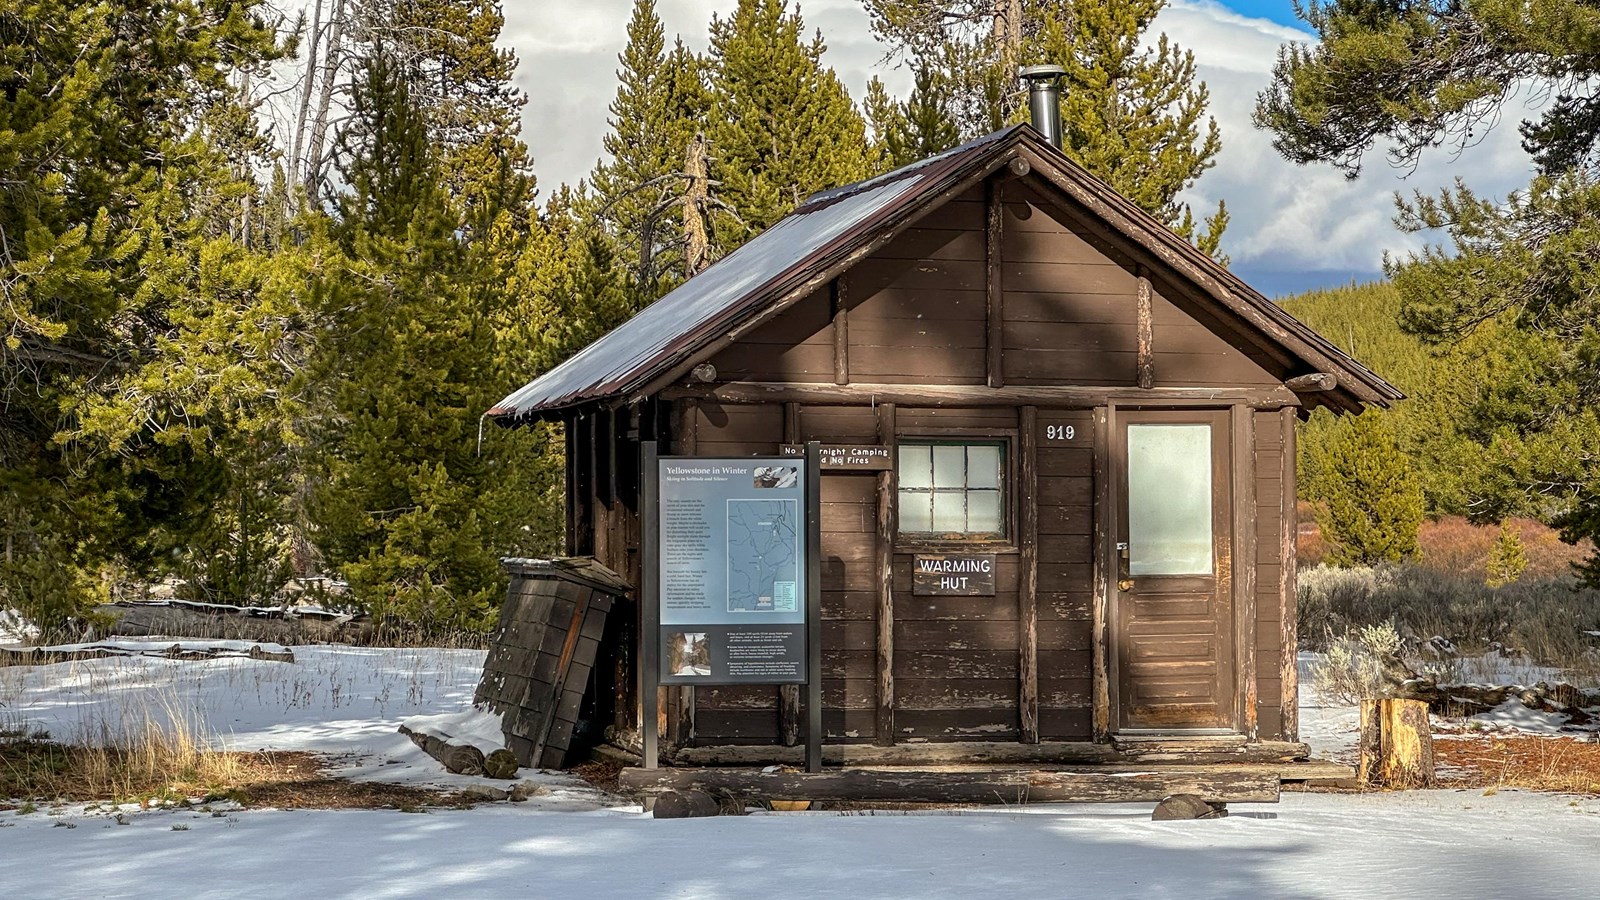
619 767 1281 804
1280 406 1299 741
1091 405 1112 739
1020 405 1039 744
875 401 897 746
831 276 849 385
664 382 1299 409
1233 404 1258 740
986 178 1004 389
1136 269 1155 389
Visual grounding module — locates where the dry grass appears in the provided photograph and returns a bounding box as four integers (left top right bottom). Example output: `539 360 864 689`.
1435 736 1600 796
0 742 473 810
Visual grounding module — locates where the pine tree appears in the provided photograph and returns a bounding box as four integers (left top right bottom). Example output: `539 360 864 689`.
0 0 281 630
870 63 963 169
1033 1 1226 255
591 1 710 298
1485 520 1528 588
706 0 872 243
1308 412 1425 567
865 0 1227 255
311 50 546 630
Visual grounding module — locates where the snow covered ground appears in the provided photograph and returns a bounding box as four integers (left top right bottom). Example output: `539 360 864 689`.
4 644 1600 898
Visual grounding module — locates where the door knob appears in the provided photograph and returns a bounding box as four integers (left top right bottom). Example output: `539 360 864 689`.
1117 542 1134 591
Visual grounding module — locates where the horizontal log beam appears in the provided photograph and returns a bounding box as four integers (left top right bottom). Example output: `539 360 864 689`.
1286 372 1337 393
619 766 1281 804
662 382 1300 409
666 739 1313 767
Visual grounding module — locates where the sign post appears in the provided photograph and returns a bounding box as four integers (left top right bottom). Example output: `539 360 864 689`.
642 442 823 772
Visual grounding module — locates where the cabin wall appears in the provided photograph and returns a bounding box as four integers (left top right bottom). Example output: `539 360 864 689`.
569 170 1309 753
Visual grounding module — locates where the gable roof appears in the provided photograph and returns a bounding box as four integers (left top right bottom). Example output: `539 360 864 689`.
491 125 1401 422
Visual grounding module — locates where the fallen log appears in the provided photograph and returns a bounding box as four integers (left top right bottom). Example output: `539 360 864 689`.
0 641 295 667
618 766 1280 804
399 722 487 775
397 722 520 779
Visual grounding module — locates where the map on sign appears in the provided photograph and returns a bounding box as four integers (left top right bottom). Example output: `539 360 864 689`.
726 499 798 612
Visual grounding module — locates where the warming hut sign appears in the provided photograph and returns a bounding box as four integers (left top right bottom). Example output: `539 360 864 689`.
913 554 997 596
656 457 811 685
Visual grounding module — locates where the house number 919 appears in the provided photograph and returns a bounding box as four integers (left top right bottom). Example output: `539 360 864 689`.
1046 425 1075 441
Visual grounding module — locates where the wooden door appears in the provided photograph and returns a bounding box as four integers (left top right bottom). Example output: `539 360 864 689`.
1113 410 1235 731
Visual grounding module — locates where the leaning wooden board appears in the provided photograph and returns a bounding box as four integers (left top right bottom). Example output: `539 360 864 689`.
476 558 627 769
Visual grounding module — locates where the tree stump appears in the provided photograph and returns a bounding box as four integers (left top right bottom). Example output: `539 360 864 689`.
1358 698 1435 788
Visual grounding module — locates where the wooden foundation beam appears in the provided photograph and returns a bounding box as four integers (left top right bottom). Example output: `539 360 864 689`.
619 766 1281 804
666 739 1316 768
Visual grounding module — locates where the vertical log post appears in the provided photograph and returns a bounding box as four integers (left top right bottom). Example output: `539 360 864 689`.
668 400 698 749
1279 406 1299 741
831 277 849 386
1091 405 1114 740
780 402 804 746
1231 405 1258 740
985 179 1005 389
1019 406 1040 743
1135 268 1155 390
875 401 898 746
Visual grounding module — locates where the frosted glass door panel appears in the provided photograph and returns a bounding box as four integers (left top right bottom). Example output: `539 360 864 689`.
1127 424 1213 576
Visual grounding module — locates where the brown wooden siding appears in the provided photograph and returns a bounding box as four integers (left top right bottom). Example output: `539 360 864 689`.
1253 409 1286 739
1035 408 1096 740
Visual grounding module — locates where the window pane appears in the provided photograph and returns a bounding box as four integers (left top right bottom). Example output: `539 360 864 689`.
967 445 1000 489
932 492 965 532
932 445 966 488
967 490 1002 533
899 445 932 489
899 491 933 531
1127 424 1213 575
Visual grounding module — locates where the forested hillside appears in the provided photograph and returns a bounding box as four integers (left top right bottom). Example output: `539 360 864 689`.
1282 282 1591 571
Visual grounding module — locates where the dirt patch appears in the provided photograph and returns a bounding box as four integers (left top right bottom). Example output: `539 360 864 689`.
1434 735 1600 796
0 743 472 810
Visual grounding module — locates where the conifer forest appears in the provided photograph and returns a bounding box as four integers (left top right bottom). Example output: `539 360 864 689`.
5 0 1600 640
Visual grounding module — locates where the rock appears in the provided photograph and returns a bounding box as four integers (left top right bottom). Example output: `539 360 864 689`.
462 784 509 802
651 789 720 819
483 748 519 780
508 780 549 802
1151 794 1228 821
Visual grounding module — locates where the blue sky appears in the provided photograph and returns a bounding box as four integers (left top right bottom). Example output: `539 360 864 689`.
501 1 1535 298
1218 0 1306 29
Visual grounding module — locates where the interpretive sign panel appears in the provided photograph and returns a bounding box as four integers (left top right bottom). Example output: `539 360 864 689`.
656 457 810 685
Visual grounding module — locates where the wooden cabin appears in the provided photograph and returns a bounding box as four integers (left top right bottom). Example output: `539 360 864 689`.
489 123 1400 769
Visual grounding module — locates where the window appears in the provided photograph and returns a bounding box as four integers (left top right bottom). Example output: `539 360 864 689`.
1126 424 1213 575
897 441 1006 539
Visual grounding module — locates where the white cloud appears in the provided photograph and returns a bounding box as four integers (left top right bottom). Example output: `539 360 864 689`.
502 1 1541 292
